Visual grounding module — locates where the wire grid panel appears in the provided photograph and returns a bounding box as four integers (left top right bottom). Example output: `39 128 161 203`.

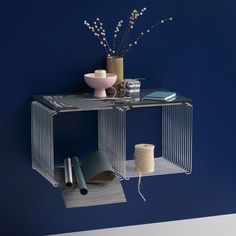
98 108 127 179
162 103 193 173
31 101 58 186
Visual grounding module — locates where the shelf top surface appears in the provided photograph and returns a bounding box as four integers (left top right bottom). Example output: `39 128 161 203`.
33 89 192 112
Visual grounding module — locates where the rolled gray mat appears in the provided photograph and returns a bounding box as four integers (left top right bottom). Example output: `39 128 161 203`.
82 151 116 184
71 156 88 195
64 158 73 187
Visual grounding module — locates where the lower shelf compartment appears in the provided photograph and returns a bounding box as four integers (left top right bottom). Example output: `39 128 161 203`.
126 157 187 178
54 167 127 208
53 157 186 208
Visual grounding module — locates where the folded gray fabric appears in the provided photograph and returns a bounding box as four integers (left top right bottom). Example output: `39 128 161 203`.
81 151 116 184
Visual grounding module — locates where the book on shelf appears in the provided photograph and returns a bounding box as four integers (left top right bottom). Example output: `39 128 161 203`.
143 91 176 101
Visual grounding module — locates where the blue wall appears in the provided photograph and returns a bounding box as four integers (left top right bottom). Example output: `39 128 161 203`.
1 0 236 235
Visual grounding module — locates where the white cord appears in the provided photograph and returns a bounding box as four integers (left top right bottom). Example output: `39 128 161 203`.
138 171 146 202
134 153 147 202
111 86 117 97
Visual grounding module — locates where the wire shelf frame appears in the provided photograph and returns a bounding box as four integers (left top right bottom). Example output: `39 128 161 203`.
98 103 193 179
32 92 193 185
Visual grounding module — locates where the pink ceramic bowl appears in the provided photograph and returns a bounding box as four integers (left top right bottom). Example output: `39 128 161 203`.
84 73 117 98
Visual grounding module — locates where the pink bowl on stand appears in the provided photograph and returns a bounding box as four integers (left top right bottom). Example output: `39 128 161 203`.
84 73 117 98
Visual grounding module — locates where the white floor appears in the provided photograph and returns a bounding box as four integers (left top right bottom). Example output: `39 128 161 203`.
52 213 236 236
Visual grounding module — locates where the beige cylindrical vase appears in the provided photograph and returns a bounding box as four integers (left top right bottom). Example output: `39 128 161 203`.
107 56 124 90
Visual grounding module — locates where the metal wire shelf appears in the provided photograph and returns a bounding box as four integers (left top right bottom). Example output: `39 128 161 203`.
31 89 192 206
98 102 193 180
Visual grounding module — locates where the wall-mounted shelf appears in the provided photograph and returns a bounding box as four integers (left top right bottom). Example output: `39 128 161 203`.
31 89 192 207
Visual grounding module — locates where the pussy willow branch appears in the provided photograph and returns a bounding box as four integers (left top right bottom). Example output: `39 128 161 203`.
123 17 173 56
117 8 146 56
121 8 146 56
117 9 137 56
117 22 131 56
84 8 173 57
96 19 113 55
112 20 123 55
